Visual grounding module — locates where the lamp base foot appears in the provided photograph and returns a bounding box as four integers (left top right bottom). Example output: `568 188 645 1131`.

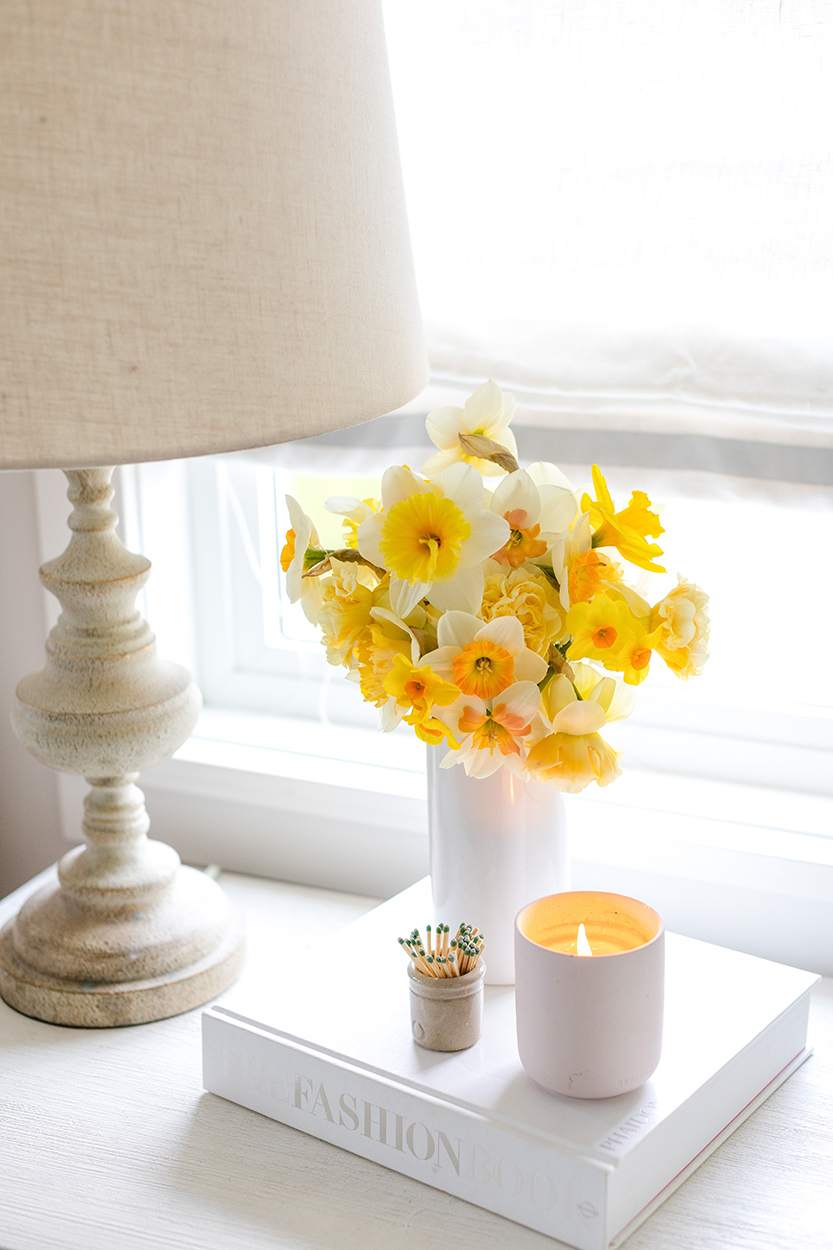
0 886 245 1028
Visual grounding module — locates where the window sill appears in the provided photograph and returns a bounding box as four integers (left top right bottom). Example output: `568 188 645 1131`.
70 707 830 977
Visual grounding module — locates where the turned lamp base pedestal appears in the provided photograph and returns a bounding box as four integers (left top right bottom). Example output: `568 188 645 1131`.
0 468 244 1027
0 868 245 1027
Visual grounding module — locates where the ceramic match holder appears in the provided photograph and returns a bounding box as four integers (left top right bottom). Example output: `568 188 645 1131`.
407 961 486 1051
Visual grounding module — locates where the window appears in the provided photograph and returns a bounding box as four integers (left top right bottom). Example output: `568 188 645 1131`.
146 442 832 796
98 3 833 967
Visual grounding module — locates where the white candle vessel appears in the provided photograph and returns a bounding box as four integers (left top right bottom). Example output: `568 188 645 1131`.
514 890 665 1099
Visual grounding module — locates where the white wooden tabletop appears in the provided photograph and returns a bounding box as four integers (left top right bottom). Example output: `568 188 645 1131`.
1 869 831 1250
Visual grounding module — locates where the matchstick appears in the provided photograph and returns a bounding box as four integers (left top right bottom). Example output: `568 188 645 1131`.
399 921 484 977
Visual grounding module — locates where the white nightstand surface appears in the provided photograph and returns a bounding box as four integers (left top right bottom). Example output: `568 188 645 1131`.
1 868 831 1250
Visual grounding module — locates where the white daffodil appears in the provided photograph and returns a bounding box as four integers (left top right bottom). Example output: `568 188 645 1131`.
437 680 543 778
524 672 623 792
359 605 425 731
541 673 608 735
526 462 580 533
281 495 324 625
487 468 580 570
423 379 519 478
325 495 380 550
549 511 593 610
571 663 637 722
369 605 423 684
356 463 509 618
420 610 548 699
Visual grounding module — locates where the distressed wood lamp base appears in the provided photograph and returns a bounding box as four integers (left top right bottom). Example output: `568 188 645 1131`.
0 469 244 1027
0 873 245 1027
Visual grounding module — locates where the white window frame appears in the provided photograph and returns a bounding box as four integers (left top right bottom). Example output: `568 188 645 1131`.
28 449 832 977
134 444 833 794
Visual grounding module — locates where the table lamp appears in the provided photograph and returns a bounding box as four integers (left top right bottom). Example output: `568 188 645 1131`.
0 0 426 1027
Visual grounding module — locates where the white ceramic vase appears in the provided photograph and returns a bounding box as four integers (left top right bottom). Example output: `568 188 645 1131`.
426 747 570 985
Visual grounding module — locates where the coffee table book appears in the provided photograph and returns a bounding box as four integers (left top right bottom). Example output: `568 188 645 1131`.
202 879 818 1250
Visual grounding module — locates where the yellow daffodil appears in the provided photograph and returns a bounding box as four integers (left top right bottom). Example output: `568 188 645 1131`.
383 654 462 725
381 491 471 582
357 463 509 618
615 624 663 685
414 716 461 749
279 529 296 573
356 625 412 709
480 566 567 655
452 638 516 699
651 579 710 679
565 592 640 665
354 604 423 722
317 560 378 668
566 592 660 683
581 465 666 573
423 379 519 478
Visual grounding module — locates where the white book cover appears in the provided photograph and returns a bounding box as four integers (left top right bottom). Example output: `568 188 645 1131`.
203 879 818 1250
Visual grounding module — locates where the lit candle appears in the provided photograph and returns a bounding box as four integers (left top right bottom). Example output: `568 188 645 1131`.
514 891 665 1099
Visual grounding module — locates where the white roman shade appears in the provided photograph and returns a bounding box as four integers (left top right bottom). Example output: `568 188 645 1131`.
383 1 832 459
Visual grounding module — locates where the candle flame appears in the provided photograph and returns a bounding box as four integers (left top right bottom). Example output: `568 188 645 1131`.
576 923 593 956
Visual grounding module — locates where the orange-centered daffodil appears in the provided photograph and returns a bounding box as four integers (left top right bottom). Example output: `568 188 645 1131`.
614 626 663 685
452 638 515 699
458 702 531 757
568 549 621 604
384 653 461 721
434 678 543 777
280 528 296 573
282 496 326 625
420 610 548 698
566 593 640 665
491 508 548 569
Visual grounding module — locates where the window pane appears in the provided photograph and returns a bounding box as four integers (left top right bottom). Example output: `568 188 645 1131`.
178 451 830 790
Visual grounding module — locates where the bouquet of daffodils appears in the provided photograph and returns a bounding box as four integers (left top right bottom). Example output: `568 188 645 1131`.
281 381 709 792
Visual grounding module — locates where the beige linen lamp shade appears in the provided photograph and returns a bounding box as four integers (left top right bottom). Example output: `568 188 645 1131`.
0 0 426 1026
0 0 426 468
